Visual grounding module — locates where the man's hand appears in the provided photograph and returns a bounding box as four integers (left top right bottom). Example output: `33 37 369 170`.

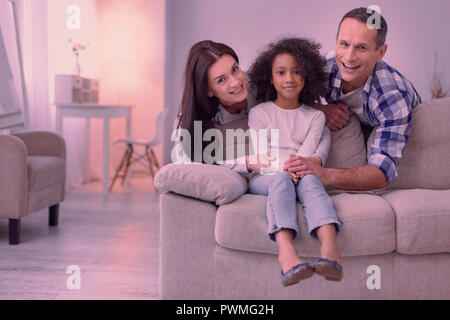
315 103 350 131
283 153 388 191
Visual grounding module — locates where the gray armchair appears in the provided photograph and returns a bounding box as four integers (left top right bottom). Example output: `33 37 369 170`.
0 131 66 244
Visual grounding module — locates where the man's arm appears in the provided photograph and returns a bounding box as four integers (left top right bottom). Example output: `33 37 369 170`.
318 165 387 191
284 155 387 191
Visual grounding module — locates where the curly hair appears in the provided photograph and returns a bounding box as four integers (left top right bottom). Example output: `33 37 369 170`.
248 37 326 106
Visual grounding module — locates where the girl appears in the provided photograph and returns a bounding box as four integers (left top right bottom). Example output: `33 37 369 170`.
247 38 343 286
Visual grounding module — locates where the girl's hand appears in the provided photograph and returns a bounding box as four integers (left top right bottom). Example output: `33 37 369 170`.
284 170 299 184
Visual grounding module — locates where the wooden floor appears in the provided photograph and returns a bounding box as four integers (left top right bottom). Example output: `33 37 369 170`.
0 175 160 300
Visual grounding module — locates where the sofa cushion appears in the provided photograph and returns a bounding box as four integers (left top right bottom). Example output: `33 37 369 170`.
154 163 248 205
383 189 450 254
215 192 396 257
27 156 65 192
325 114 366 169
367 98 450 190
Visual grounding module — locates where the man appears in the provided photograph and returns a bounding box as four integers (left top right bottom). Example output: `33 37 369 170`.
284 7 421 191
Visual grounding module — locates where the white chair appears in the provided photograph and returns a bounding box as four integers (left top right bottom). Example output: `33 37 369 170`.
109 109 169 191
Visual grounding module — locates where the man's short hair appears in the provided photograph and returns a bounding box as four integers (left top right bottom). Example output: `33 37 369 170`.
337 7 388 49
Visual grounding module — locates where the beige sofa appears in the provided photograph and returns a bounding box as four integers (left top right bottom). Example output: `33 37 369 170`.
157 98 450 299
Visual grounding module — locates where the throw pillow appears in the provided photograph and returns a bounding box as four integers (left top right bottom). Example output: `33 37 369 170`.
154 163 248 205
325 114 367 169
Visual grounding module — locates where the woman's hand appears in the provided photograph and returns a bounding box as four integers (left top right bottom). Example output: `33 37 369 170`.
246 154 274 175
247 154 299 183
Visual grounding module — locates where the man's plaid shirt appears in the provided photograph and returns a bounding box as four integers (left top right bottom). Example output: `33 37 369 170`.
323 53 422 184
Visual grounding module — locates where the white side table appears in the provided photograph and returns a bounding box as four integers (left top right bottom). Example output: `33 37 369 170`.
55 104 132 193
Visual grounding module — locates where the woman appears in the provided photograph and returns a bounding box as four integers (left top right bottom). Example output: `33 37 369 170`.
173 40 250 172
173 39 330 176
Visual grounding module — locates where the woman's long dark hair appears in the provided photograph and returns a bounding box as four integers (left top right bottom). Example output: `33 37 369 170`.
178 40 240 162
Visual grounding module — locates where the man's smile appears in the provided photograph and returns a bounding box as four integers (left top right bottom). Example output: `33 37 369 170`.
340 61 362 73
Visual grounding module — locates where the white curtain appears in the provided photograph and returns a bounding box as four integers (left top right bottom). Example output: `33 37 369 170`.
0 0 27 132
16 0 50 130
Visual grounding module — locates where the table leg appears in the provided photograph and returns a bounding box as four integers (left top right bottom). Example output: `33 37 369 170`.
85 119 91 179
55 108 62 134
126 113 131 138
103 118 110 194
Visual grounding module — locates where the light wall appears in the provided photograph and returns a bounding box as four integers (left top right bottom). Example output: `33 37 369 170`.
163 0 450 163
96 0 165 176
13 0 165 189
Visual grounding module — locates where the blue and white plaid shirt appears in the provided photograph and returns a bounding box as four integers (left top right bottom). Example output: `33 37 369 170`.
324 53 422 184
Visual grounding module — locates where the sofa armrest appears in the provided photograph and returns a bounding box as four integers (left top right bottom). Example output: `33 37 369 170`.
160 192 218 299
13 131 66 159
0 135 28 219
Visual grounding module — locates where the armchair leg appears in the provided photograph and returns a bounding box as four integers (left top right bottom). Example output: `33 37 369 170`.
9 219 21 245
49 204 59 226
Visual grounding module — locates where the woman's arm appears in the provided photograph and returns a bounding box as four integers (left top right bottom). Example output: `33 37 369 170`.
216 156 249 173
172 116 251 173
